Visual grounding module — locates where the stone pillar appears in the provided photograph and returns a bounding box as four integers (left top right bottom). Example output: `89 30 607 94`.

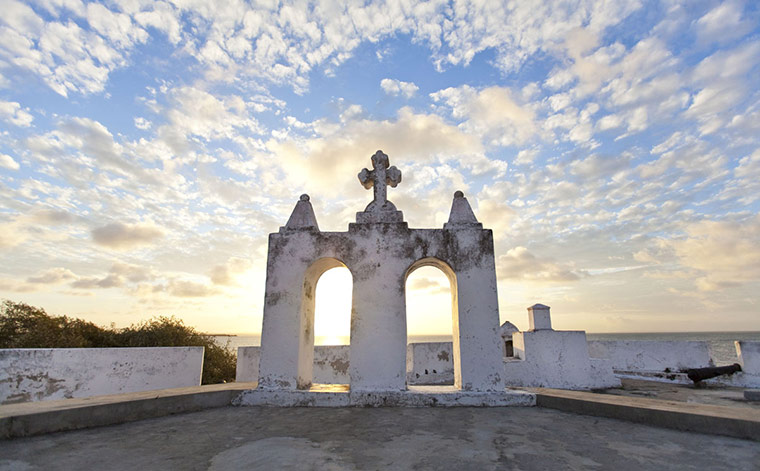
528 303 552 331
349 260 407 391
258 245 305 390
456 265 506 391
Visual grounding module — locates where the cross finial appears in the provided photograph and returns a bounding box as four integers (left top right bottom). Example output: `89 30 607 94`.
358 150 402 210
356 150 404 223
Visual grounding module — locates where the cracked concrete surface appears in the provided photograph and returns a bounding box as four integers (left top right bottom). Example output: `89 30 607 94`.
1 406 759 470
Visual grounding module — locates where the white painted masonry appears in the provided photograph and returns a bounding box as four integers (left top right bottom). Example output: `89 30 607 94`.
0 347 203 404
718 341 760 388
406 342 454 385
587 340 714 373
737 341 760 376
237 346 350 384
502 305 619 389
257 151 505 395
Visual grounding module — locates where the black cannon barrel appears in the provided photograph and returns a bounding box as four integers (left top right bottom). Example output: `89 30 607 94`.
687 363 742 383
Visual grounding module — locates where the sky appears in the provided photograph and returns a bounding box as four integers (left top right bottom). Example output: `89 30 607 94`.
0 0 759 338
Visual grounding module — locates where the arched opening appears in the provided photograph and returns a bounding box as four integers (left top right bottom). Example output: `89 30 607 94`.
314 267 352 346
404 258 460 389
297 258 352 389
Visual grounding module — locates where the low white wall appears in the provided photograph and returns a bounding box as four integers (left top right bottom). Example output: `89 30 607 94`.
236 346 261 383
718 341 760 388
237 346 350 384
737 341 760 376
313 346 350 384
505 330 619 389
239 344 455 385
406 342 454 385
0 347 204 404
587 340 713 372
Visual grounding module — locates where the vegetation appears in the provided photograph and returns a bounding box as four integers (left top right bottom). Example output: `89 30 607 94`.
0 300 236 384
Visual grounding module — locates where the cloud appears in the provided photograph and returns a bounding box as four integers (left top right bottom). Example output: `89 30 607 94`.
267 106 484 197
407 277 442 291
431 85 537 147
209 257 252 285
71 274 123 289
30 209 76 225
91 222 164 249
109 262 155 283
168 279 217 298
695 1 752 45
668 215 760 290
380 78 419 98
0 154 20 171
134 117 151 130
0 100 33 127
497 247 587 282
26 267 77 284
70 264 152 290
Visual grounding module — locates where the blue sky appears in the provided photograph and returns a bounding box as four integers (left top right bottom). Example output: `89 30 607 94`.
1 0 759 335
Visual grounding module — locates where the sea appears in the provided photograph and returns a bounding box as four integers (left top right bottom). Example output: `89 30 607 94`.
214 332 760 366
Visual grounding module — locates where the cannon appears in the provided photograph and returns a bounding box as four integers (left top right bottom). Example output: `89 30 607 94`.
687 363 742 384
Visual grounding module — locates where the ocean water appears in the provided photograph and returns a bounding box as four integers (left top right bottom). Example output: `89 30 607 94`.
215 332 760 366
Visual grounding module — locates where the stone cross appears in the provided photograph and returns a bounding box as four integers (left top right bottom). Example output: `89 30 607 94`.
358 150 402 211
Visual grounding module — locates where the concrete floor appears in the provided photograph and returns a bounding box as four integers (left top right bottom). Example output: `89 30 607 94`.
1 407 758 470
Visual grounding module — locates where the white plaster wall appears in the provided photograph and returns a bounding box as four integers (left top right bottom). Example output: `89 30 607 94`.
238 346 350 384
737 341 760 375
504 331 619 389
720 341 760 388
259 224 505 393
406 342 454 385
0 347 204 404
236 346 261 383
313 346 350 384
587 340 713 372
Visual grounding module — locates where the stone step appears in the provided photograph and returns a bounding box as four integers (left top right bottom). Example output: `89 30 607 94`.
533 387 760 441
0 382 256 439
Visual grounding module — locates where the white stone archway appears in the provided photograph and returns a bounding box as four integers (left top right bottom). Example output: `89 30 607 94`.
257 151 505 394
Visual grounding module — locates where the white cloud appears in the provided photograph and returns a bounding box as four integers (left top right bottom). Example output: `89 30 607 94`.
695 1 752 45
380 78 419 98
168 279 217 298
26 267 77 284
431 85 537 147
0 100 33 127
0 154 20 170
91 222 165 249
267 106 484 197
668 215 760 291
209 257 252 286
497 247 588 282
134 117 151 130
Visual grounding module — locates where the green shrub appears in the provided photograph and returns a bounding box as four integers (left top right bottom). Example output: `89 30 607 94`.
0 300 236 384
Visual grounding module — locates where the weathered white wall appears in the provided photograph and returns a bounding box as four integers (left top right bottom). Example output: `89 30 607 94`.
504 331 619 389
236 346 261 383
313 346 351 384
238 346 351 384
406 342 454 385
258 223 505 393
0 347 204 404
737 341 760 376
587 340 713 372
717 341 760 388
